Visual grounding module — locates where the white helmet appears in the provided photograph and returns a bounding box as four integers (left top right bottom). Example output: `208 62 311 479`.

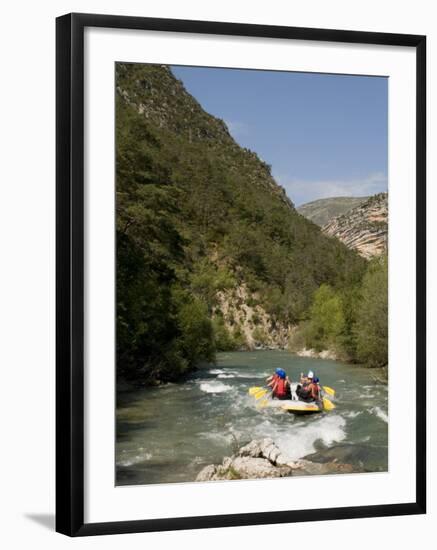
307 370 314 379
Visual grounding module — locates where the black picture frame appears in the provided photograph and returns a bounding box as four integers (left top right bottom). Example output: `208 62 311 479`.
56 12 426 537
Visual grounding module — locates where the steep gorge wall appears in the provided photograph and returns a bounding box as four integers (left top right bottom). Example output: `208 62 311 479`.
322 193 388 259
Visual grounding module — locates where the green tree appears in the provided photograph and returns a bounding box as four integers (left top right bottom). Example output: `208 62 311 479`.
189 259 235 313
336 285 361 360
354 256 388 367
212 317 239 351
174 293 215 365
305 284 345 351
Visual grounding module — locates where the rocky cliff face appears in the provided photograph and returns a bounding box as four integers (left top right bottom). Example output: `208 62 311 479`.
215 284 291 350
322 193 388 259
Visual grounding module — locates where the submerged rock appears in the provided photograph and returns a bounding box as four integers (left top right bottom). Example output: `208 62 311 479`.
196 439 359 482
289 459 358 476
304 442 381 471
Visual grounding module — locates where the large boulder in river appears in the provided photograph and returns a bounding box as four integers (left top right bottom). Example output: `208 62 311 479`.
238 438 287 466
230 457 292 479
196 456 292 481
196 464 218 482
196 438 360 482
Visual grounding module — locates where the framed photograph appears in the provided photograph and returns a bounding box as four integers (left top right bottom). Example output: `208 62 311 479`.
56 13 426 536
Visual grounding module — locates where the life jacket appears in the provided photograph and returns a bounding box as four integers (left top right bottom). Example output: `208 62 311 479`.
297 382 314 402
307 382 320 400
274 377 287 398
297 385 311 400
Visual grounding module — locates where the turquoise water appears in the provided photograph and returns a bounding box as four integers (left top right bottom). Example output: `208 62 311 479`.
116 351 388 485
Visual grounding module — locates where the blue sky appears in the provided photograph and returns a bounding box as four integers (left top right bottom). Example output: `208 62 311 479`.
171 66 388 206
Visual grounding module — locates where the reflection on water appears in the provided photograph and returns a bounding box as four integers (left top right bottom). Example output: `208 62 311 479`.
116 351 388 485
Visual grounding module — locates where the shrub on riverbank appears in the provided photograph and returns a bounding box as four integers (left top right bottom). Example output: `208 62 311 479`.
354 256 388 367
294 255 388 367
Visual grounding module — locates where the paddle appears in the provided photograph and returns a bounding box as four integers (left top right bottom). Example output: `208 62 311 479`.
248 386 273 407
254 389 269 400
248 386 270 399
323 386 335 397
322 396 336 410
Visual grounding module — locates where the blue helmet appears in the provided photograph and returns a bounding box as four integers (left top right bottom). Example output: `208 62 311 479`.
313 376 320 383
275 368 286 379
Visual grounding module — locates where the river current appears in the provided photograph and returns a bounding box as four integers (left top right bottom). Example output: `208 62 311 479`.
116 351 388 485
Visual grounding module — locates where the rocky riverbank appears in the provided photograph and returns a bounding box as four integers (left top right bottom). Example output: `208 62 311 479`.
196 438 360 482
294 348 338 360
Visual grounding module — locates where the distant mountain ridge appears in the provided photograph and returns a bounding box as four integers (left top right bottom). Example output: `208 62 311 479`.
322 193 388 259
297 196 370 227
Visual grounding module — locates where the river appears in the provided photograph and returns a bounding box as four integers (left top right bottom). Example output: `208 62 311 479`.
116 351 388 485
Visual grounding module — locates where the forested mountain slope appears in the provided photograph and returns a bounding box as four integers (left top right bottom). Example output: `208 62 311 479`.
116 63 367 382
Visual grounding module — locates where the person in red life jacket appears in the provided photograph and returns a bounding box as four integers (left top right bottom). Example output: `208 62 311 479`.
266 368 286 389
271 369 291 400
265 370 279 388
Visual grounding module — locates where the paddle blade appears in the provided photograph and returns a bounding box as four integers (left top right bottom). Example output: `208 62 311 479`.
258 398 270 408
248 386 270 400
254 389 269 400
323 386 335 397
322 397 336 411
